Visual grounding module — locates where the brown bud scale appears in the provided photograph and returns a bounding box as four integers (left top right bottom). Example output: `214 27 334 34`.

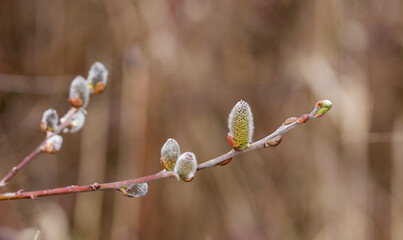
94 82 106 94
119 188 130 197
40 122 47 133
160 157 169 171
69 97 83 108
283 117 298 125
267 135 282 147
43 142 57 153
218 158 232 166
227 133 240 150
183 177 194 182
298 114 309 124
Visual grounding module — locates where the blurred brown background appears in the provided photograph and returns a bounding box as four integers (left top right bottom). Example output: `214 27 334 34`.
0 0 403 240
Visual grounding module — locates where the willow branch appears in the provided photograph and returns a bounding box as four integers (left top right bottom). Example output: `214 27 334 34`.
0 107 78 188
0 101 330 200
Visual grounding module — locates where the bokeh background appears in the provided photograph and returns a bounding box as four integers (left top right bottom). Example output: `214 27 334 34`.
0 0 403 239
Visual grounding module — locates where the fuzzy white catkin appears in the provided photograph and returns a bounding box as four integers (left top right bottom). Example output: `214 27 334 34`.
160 138 181 171
125 183 148 198
70 109 86 133
161 138 181 160
69 76 90 108
45 135 63 152
41 108 58 131
87 62 108 87
174 152 197 181
61 109 86 133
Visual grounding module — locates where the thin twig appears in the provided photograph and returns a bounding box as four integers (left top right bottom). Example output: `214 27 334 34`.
33 230 40 240
0 101 328 200
0 107 78 188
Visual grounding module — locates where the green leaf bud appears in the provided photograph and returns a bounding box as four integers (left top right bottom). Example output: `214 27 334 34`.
160 138 181 171
227 100 254 150
315 100 332 117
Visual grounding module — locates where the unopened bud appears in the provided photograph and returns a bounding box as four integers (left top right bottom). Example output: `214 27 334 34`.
297 114 309 124
228 100 254 150
264 135 282 147
217 158 232 166
160 138 181 171
69 76 90 108
42 135 63 153
315 100 332 117
87 62 108 94
40 108 58 132
121 182 148 198
283 117 297 126
174 152 197 182
61 109 86 133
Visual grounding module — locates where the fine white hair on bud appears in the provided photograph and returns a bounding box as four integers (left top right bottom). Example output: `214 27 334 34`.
87 62 109 94
61 109 86 133
69 109 86 133
42 135 63 153
227 100 254 150
174 152 198 182
160 138 181 171
40 108 58 132
122 182 149 198
69 76 90 108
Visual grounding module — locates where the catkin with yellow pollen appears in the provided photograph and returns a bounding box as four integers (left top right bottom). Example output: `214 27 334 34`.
227 100 254 150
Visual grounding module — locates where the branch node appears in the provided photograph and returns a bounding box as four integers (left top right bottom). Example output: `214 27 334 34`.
91 183 100 190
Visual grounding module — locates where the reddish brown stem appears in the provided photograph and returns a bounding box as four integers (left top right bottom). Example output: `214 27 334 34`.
0 101 330 200
0 107 78 188
0 170 173 200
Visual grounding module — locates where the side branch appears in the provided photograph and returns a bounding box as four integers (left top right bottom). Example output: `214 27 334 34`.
0 171 174 200
0 107 78 188
0 100 330 200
